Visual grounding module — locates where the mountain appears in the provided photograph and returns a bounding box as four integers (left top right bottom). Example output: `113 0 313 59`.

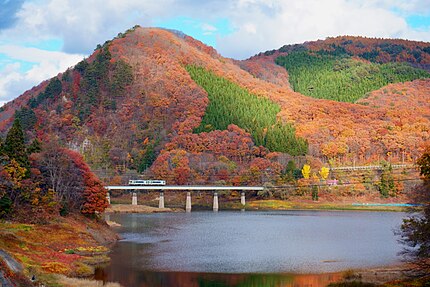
1 27 429 185
242 36 430 159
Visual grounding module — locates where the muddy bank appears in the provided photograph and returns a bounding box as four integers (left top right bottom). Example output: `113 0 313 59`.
352 265 409 284
105 204 182 213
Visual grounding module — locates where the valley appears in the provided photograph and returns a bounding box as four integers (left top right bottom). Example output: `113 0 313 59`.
1 26 430 286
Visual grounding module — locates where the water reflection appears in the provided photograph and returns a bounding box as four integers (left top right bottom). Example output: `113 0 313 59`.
98 211 405 287
95 269 342 287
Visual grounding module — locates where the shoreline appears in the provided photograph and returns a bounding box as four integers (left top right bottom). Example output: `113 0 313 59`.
105 199 414 213
351 264 410 285
104 204 181 213
0 215 121 287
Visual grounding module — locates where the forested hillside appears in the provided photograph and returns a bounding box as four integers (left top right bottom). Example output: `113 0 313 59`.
0 118 108 222
259 36 430 67
306 36 430 67
275 51 429 102
0 28 429 186
187 66 307 156
244 36 430 164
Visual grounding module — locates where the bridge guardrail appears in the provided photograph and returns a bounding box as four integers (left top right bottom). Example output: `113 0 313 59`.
330 164 414 171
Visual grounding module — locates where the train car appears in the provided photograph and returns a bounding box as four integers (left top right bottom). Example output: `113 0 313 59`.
128 179 166 186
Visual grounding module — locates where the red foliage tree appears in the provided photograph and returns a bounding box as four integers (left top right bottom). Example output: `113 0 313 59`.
63 149 108 214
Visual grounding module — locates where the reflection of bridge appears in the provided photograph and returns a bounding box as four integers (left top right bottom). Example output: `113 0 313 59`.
105 186 264 212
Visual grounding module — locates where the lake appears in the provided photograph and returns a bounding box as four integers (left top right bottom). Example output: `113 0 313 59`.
97 210 406 287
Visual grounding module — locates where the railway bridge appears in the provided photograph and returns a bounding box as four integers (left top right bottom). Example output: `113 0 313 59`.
105 185 264 211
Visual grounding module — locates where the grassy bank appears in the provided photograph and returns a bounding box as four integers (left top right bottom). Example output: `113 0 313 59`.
244 200 411 212
108 190 416 213
0 215 120 287
106 200 410 213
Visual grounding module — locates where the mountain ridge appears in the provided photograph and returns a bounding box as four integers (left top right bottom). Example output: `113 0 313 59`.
0 27 429 184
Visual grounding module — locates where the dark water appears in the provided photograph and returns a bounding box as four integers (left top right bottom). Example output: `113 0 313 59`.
97 210 405 287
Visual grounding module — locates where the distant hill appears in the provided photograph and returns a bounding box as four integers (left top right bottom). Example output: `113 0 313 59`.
249 36 430 103
1 28 429 184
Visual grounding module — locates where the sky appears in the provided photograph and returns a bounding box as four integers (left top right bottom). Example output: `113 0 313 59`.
1 0 430 107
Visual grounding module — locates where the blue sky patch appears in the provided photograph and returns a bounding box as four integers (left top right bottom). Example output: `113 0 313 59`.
154 16 234 48
406 14 430 29
23 38 64 51
0 0 25 29
0 53 35 73
0 38 63 73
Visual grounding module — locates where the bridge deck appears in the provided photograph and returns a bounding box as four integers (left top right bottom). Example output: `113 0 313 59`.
105 185 264 191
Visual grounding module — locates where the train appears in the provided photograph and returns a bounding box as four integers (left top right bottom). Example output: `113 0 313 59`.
128 179 166 186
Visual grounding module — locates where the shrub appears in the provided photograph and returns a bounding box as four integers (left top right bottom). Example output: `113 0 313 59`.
257 189 273 198
311 186 319 201
71 262 94 277
42 262 69 274
0 194 12 218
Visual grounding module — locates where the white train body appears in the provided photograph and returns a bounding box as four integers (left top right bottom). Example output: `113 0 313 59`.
128 179 166 186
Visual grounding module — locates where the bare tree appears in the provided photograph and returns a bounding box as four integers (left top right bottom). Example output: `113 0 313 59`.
37 142 84 211
397 147 430 279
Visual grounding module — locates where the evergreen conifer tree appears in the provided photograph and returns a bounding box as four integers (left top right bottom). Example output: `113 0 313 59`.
0 137 4 156
4 119 30 170
27 139 42 154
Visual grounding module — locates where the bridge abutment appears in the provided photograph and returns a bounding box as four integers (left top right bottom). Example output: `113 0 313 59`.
186 192 192 212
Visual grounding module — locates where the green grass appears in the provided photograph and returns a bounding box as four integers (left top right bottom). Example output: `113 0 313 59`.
275 51 430 103
1 223 33 232
186 65 308 156
246 200 407 212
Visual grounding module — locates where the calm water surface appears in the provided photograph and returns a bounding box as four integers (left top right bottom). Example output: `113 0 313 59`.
98 210 405 287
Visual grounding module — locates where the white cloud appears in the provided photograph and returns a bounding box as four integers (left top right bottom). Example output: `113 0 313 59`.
200 23 218 36
0 45 83 102
6 0 172 54
4 0 429 60
216 0 430 59
0 63 22 100
0 0 430 104
201 23 218 35
367 0 430 14
201 23 217 32
243 23 257 34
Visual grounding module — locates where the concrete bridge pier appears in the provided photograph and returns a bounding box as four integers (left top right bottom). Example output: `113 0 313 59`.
213 192 219 212
106 192 110 205
186 192 192 212
159 192 165 209
132 192 137 205
240 192 245 206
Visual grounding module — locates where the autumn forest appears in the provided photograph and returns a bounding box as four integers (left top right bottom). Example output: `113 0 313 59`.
1 26 430 217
